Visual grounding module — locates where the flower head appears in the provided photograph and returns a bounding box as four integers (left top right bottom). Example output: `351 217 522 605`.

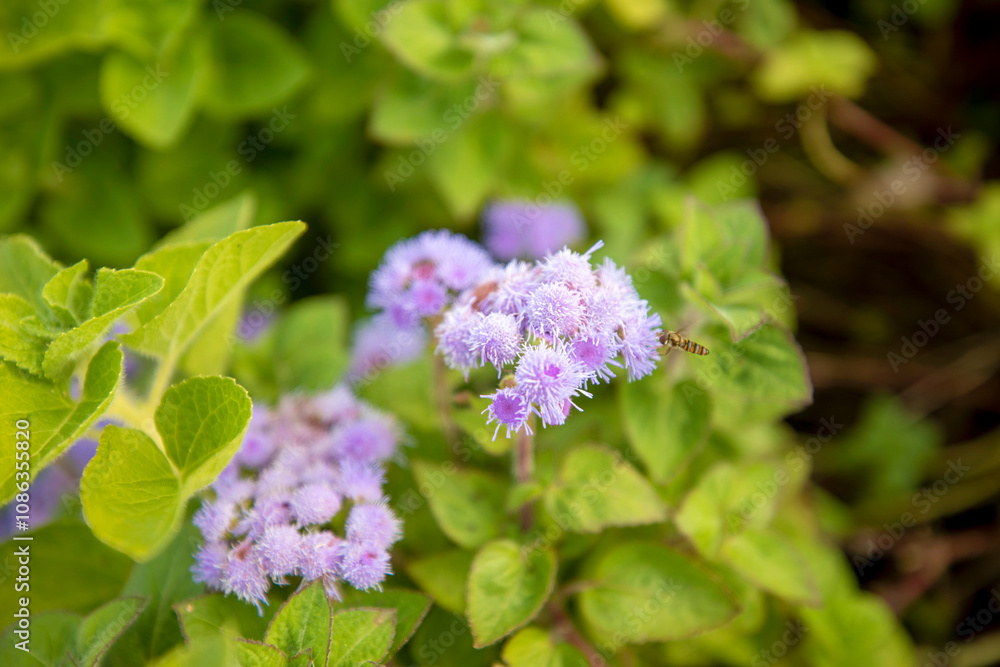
470 312 522 375
482 201 585 260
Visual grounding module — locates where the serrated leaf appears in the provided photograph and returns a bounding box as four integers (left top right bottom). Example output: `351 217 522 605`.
336 588 431 656
264 581 332 665
120 221 305 371
621 379 711 483
43 268 164 380
156 192 257 249
0 340 122 503
378 0 473 81
154 375 252 493
543 445 666 532
203 13 310 117
175 594 271 643
405 549 475 615
0 293 48 374
412 461 507 549
0 234 60 315
42 259 93 325
501 626 588 667
234 639 287 667
76 597 147 666
577 542 739 642
109 523 206 662
131 241 214 326
0 519 133 621
719 527 821 606
100 37 205 149
467 540 556 648
81 425 184 561
327 609 395 667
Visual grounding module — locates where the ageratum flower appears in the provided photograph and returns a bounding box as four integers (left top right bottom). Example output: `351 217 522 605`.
191 387 404 612
433 241 662 437
482 201 585 260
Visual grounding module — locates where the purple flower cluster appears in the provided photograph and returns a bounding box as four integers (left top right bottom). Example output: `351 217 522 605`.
191 386 403 612
482 201 585 261
366 230 494 330
435 241 663 439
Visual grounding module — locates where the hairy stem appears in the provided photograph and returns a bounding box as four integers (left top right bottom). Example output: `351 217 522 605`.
515 422 535 530
431 352 461 456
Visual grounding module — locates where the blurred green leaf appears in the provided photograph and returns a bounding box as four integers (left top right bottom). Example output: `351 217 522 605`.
753 30 877 102
501 626 588 667
412 461 507 549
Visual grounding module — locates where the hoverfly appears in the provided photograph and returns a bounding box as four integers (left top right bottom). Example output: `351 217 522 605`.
659 330 710 356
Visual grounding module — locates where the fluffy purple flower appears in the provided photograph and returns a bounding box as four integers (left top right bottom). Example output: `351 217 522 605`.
258 524 303 580
470 312 521 375
620 311 663 381
192 386 405 608
334 416 398 462
290 484 342 526
569 336 621 385
192 541 229 588
346 502 403 549
367 230 493 325
526 283 585 339
515 344 590 411
434 303 482 377
339 540 393 591
339 459 387 502
222 545 270 613
482 387 532 440
482 201 585 260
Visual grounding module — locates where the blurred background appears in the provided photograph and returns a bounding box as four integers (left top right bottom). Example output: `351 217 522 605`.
2 0 999 662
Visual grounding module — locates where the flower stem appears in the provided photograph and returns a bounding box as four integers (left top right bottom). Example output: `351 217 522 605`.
431 352 461 456
515 420 535 531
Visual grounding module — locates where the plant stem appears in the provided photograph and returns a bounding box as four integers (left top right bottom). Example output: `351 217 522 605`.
431 352 461 456
549 601 603 666
515 421 535 531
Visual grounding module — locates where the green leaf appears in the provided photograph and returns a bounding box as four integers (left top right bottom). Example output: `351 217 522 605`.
405 549 475 615
0 340 122 503
131 241 214 327
412 461 507 549
155 192 256 249
42 268 164 380
427 113 510 220
577 542 740 643
752 30 877 102
0 519 133 621
203 12 310 117
154 376 252 493
120 221 306 370
99 37 206 149
543 445 666 533
0 234 60 315
467 540 557 648
81 425 184 561
76 597 147 667
42 259 93 325
409 607 497 667
335 589 432 656
719 527 821 606
179 297 242 376
233 640 287 667
273 296 350 392
621 379 711 483
0 294 48 374
264 581 332 664
109 523 206 662
378 0 473 81
0 612 79 667
327 609 395 667
801 591 915 666
175 594 271 643
700 322 812 409
501 626 589 667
